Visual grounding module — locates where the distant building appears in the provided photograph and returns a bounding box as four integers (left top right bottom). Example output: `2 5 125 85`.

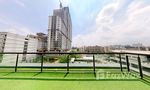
112 50 150 65
78 46 110 53
132 43 143 47
48 6 72 51
110 44 148 51
78 46 86 52
36 33 47 52
104 46 111 52
0 32 25 63
22 35 38 62
71 47 79 52
0 32 39 63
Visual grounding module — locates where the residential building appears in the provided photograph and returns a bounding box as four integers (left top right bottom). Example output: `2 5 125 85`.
22 35 38 62
0 32 39 63
78 46 106 53
36 33 47 52
48 6 72 51
0 32 25 63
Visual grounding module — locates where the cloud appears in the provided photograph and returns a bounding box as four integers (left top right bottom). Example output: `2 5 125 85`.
0 15 34 35
61 0 72 6
0 0 60 36
73 0 150 47
96 0 119 23
3 27 34 35
14 0 25 7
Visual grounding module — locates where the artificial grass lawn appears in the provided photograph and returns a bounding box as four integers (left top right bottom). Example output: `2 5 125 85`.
0 68 149 90
0 69 137 79
0 79 149 90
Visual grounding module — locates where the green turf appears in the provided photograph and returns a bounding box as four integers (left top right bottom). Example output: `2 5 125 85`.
0 68 149 90
0 71 137 79
0 79 149 90
65 73 95 79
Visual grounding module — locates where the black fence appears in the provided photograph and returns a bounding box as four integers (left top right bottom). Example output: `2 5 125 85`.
0 52 149 79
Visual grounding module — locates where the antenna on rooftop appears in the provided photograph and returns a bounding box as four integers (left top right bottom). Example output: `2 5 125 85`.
59 0 63 8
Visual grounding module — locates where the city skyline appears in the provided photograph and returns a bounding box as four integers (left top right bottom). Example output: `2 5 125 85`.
0 0 150 47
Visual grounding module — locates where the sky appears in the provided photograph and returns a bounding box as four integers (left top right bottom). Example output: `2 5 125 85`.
0 0 150 47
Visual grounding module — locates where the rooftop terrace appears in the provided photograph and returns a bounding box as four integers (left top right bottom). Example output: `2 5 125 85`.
0 52 149 90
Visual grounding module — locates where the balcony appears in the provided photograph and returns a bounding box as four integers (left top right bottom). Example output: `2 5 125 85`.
0 52 149 90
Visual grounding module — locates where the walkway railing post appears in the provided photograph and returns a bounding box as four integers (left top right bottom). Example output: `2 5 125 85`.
93 54 96 76
67 54 70 73
137 55 143 79
119 54 123 72
126 55 130 72
41 54 44 72
15 54 19 72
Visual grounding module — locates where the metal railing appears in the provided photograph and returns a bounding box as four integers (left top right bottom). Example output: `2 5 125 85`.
0 52 149 79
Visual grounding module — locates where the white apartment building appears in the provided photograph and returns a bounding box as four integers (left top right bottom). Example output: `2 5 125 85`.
23 35 38 62
0 32 25 64
0 32 38 64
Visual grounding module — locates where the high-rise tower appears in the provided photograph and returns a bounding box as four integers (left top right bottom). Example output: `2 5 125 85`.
48 3 72 51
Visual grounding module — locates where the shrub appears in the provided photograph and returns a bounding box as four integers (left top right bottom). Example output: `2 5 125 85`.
32 55 60 63
59 55 69 63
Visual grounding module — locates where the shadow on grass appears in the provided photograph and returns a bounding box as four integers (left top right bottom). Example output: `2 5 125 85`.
33 72 41 77
140 79 150 86
3 72 15 76
64 72 69 78
0 71 149 87
0 77 140 82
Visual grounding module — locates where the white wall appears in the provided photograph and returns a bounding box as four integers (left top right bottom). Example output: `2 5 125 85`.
2 32 25 64
25 37 38 62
